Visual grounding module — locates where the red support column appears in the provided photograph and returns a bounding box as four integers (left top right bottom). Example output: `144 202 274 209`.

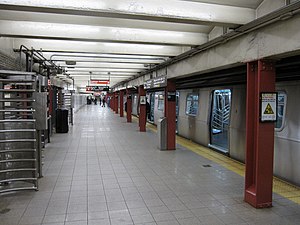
115 92 119 114
245 60 276 208
164 80 176 150
120 90 124 117
138 85 146 132
126 89 132 123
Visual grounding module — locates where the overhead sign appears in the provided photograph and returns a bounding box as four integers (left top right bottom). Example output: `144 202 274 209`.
86 86 109 92
144 76 167 89
90 80 110 85
260 92 277 122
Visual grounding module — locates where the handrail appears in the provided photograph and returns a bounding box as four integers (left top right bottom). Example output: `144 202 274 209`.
18 45 60 70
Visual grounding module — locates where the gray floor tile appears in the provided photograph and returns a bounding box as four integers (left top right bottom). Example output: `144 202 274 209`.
65 212 87 222
42 214 65 223
88 211 109 220
128 207 150 216
152 212 176 222
131 214 154 224
88 219 110 225
18 216 44 225
171 210 194 219
108 201 128 211
65 221 88 225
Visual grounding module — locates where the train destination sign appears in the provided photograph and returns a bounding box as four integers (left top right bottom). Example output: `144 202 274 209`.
144 76 167 89
260 92 277 122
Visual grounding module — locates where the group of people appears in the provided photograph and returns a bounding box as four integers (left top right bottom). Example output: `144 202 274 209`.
87 94 106 107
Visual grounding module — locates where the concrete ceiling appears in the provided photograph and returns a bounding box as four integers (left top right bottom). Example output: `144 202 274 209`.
0 0 264 89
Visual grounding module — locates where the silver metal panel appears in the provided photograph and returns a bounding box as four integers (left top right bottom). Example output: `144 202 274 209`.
274 81 300 186
33 92 48 130
37 75 48 87
158 117 167 150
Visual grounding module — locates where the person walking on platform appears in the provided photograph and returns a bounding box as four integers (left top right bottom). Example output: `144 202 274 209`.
102 97 106 107
146 100 150 120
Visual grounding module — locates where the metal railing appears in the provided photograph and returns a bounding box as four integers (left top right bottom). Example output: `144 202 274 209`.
212 105 230 132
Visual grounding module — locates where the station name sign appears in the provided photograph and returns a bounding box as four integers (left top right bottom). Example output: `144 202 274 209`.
90 79 110 85
86 86 109 92
144 76 167 89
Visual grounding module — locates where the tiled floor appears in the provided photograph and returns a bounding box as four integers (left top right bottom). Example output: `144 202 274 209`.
1 105 300 225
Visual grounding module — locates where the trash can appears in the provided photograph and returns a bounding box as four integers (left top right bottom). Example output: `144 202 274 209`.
158 117 167 150
56 108 69 133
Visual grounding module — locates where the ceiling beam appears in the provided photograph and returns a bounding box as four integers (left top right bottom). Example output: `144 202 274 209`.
0 0 255 27
45 54 166 64
66 68 142 73
0 10 212 34
0 20 208 46
67 72 138 76
13 39 186 56
58 62 147 69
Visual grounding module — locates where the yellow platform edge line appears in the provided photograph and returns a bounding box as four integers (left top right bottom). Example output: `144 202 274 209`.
145 122 300 204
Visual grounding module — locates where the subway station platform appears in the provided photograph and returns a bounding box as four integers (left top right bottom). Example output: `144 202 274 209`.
1 105 300 225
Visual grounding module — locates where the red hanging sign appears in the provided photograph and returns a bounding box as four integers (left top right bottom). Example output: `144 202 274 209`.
90 80 110 85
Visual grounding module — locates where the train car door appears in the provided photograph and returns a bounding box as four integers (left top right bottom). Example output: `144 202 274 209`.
209 89 231 153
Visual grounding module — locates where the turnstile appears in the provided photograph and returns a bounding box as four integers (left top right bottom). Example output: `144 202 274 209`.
0 70 38 193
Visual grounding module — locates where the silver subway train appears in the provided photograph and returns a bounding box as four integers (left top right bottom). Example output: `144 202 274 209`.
130 80 300 186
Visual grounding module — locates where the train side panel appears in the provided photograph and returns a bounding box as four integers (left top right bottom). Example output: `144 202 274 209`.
177 90 193 140
177 89 210 146
228 85 246 162
275 81 300 186
194 89 210 145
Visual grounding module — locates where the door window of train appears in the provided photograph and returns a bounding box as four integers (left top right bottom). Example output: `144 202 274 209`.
210 89 231 153
176 92 180 133
176 92 180 116
149 93 155 122
157 94 164 111
185 94 199 116
275 91 287 131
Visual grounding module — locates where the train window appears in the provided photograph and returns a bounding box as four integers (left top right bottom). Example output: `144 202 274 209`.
186 93 199 116
157 94 164 111
275 91 287 131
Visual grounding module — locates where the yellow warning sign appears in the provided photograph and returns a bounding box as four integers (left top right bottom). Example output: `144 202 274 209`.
264 103 274 114
261 92 277 122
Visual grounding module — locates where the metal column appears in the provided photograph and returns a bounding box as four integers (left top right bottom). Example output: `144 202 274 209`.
244 60 276 208
120 90 124 117
138 85 146 132
164 80 176 150
126 89 132 123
